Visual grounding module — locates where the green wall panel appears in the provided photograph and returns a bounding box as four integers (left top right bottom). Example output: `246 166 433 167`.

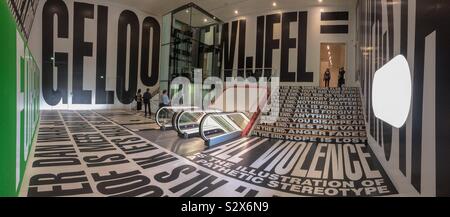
0 0 18 197
0 0 40 197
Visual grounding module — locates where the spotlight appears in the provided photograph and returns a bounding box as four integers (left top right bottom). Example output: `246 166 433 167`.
273 2 277 7
204 18 208 22
234 10 239 14
318 0 323 3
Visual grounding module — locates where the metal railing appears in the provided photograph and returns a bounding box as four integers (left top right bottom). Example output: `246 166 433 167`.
199 112 250 147
155 106 198 129
175 109 222 138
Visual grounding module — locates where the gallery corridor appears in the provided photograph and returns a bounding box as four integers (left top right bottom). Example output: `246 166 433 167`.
1 0 449 205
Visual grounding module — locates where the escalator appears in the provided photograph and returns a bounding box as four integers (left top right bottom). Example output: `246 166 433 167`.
156 106 250 147
175 109 223 138
154 83 270 147
155 106 198 130
199 112 250 146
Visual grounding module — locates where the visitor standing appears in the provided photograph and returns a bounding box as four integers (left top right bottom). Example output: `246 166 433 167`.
338 67 346 88
159 90 170 108
324 68 331 87
143 88 152 117
135 89 142 111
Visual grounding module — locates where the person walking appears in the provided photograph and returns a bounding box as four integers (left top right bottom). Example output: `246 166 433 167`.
324 68 331 88
143 88 152 117
338 67 346 88
135 89 143 111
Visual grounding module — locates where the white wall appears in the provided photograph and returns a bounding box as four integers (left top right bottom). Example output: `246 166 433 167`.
29 1 356 110
222 5 357 87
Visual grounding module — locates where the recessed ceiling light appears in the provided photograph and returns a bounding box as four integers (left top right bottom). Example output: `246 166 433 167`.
327 45 330 50
204 18 208 22
318 0 323 3
186 9 189 13
273 2 277 7
234 10 239 14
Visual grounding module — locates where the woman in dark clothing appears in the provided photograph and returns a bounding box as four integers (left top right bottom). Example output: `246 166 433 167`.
338 67 346 88
135 89 142 111
324 68 331 88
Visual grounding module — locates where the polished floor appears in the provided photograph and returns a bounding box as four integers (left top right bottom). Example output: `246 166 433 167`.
20 108 399 197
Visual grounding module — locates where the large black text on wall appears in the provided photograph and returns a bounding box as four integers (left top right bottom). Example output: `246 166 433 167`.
357 0 450 196
220 12 312 82
41 0 160 106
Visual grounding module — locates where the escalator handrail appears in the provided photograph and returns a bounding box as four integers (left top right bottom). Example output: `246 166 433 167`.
175 109 222 135
155 106 198 127
199 112 250 142
172 111 182 132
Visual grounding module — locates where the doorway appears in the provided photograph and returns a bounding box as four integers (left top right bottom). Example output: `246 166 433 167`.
319 43 347 87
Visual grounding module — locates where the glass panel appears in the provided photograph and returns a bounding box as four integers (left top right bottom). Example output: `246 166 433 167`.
200 112 250 142
175 109 222 137
164 3 223 102
155 106 198 129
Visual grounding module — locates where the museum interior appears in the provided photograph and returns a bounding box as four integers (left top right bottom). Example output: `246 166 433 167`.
1 0 449 198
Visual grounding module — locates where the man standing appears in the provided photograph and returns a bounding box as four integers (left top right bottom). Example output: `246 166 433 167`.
159 90 170 108
159 90 170 118
143 88 152 117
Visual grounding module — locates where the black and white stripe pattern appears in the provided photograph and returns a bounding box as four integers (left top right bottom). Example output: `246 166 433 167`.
7 0 39 39
320 11 349 34
357 0 450 196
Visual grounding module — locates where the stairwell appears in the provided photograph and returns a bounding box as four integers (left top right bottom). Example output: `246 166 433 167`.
252 86 367 144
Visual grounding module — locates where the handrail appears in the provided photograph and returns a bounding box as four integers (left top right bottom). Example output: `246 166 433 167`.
175 109 222 135
154 83 270 138
219 84 269 137
172 111 182 132
242 86 271 136
199 112 250 146
155 106 198 128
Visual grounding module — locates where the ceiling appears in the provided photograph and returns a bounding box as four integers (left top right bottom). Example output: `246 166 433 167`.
109 0 357 21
